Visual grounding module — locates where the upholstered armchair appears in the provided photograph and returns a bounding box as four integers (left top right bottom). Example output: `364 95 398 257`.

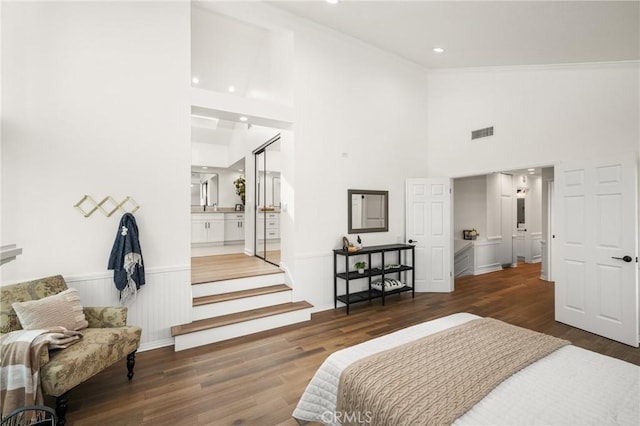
0 275 142 425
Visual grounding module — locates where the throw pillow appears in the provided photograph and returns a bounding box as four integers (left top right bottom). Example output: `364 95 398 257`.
12 288 89 331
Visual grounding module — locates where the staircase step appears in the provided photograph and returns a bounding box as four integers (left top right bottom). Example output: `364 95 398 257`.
172 301 313 351
192 272 286 297
171 301 312 337
193 284 291 306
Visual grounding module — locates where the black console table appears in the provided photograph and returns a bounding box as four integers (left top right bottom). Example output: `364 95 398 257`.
333 243 415 314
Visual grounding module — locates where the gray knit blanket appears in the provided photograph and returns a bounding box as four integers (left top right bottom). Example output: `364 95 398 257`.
336 318 569 426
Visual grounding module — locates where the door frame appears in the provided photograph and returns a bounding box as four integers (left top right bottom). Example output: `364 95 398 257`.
451 165 554 276
252 134 281 266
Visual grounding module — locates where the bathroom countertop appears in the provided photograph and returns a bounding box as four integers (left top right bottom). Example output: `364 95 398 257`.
191 207 242 214
191 207 281 214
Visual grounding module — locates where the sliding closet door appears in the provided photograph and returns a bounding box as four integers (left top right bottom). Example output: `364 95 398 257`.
255 149 267 261
253 135 281 266
263 139 281 266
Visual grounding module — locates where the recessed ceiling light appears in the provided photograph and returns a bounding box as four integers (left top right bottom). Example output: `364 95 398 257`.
529 171 535 175
192 76 199 84
433 47 445 53
326 0 339 4
239 116 248 122
228 85 235 93
202 166 208 169
528 168 535 172
239 169 244 172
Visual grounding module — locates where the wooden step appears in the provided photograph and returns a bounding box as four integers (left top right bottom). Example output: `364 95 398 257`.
191 272 286 298
193 284 291 307
171 301 313 337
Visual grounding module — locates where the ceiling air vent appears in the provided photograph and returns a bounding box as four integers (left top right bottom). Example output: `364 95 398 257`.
471 126 494 140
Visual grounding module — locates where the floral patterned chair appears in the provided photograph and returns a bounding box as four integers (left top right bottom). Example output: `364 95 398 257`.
0 275 142 425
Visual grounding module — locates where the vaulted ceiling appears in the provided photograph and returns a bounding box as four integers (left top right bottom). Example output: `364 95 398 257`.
271 1 640 69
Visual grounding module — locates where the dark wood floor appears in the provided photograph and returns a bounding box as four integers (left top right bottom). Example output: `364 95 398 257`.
60 262 639 425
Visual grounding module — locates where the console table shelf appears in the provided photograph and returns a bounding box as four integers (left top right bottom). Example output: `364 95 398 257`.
336 286 412 305
333 243 415 314
335 265 413 281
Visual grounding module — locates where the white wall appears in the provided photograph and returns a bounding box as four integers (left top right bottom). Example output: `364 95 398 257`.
427 63 640 177
191 4 293 106
454 176 487 240
289 14 430 309
1 2 192 350
192 142 230 168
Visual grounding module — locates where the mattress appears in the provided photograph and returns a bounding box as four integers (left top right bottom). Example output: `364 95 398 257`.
292 313 640 425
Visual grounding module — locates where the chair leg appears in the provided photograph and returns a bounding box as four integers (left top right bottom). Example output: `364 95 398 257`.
56 392 69 426
127 350 136 380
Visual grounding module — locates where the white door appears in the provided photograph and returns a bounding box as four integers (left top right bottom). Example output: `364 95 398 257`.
554 157 638 346
406 178 453 292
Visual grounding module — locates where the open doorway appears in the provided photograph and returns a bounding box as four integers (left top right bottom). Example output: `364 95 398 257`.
190 160 247 258
452 166 554 281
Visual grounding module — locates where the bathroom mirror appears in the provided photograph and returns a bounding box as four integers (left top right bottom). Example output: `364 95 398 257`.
191 169 218 206
348 189 388 234
516 188 526 226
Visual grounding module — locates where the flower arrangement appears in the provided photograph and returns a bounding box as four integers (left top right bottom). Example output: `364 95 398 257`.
463 229 480 240
234 176 245 205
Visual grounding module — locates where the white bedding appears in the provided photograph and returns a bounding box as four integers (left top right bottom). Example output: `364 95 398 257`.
292 313 640 425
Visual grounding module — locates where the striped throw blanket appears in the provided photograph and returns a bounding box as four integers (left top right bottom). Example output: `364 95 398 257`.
1 327 82 416
336 318 570 426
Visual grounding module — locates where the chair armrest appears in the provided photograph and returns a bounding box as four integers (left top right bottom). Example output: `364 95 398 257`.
40 347 50 366
83 306 128 328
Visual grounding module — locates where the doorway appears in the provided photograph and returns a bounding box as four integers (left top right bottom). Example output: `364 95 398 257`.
253 135 281 266
451 166 554 281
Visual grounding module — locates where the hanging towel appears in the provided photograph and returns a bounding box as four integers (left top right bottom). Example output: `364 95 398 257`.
108 213 145 305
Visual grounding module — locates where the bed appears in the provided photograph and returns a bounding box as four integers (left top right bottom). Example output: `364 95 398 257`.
293 313 639 425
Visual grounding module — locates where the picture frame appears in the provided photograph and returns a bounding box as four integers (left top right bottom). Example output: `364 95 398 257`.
235 204 243 211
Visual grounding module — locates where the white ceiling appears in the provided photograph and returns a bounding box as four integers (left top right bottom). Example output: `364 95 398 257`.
191 116 239 145
192 1 638 149
270 1 640 69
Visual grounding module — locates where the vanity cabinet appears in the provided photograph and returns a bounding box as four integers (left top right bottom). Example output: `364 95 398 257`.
256 212 280 240
191 213 224 244
224 213 245 242
333 243 415 314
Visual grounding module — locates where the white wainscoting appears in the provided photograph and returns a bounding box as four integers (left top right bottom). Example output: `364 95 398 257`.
531 232 542 264
473 239 503 275
66 265 191 352
293 252 334 313
540 240 548 280
514 232 526 259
